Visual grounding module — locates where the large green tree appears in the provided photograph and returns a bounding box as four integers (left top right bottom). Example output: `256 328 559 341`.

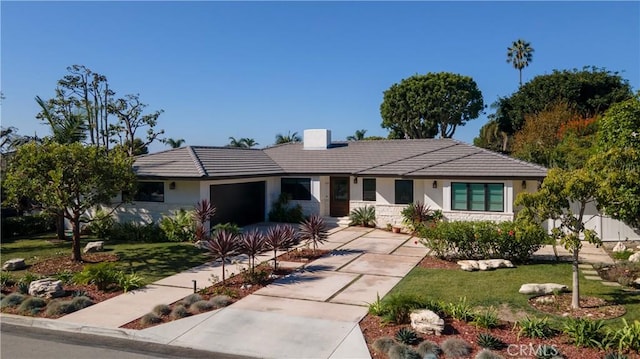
590 95 640 228
516 168 601 309
506 39 534 87
380 72 484 139
4 142 136 261
492 67 633 135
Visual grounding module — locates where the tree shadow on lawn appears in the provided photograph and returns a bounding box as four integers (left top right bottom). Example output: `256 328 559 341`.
115 244 209 280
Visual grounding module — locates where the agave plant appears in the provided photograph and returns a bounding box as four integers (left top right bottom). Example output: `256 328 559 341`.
263 224 298 269
202 229 239 284
349 206 376 227
299 215 328 254
238 228 266 273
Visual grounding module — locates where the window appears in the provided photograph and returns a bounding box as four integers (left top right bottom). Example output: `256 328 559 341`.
362 179 376 201
281 178 311 201
451 183 504 212
395 180 413 204
133 181 165 202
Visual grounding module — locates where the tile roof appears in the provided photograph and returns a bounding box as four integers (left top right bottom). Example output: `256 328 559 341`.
133 139 547 179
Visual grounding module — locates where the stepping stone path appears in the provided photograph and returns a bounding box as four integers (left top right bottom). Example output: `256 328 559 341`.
580 265 622 287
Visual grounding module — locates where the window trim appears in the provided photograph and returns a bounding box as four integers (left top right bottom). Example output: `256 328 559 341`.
281 177 312 201
394 179 414 205
362 178 376 202
451 182 504 212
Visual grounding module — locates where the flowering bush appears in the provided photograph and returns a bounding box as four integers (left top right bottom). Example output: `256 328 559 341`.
419 220 547 262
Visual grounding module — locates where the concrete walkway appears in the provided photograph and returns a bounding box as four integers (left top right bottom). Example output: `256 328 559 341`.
55 226 425 359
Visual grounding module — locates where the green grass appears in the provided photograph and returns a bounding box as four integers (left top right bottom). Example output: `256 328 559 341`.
389 261 640 326
0 233 210 283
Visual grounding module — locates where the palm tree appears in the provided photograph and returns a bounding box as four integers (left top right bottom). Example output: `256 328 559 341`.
506 39 534 87
346 129 367 141
275 131 301 144
164 138 185 148
240 138 259 148
228 136 245 148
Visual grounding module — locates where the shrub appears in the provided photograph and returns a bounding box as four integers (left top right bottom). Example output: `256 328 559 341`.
475 349 505 359
1 293 26 308
70 296 94 310
613 250 633 261
18 296 46 314
372 337 397 356
381 294 427 324
153 304 171 316
367 292 385 316
170 304 189 319
1 213 55 238
20 272 41 286
84 206 115 239
0 272 15 288
441 338 472 358
517 316 556 339
419 219 547 262
401 202 436 232
109 221 166 243
210 295 232 308
45 300 76 316
201 230 239 284
607 319 640 352
264 224 299 270
388 344 421 359
191 300 213 313
268 193 304 223
298 215 328 253
562 317 606 348
212 223 241 236
349 206 376 227
17 282 30 294
416 340 441 357
54 270 75 285
181 293 203 307
238 229 266 274
443 297 474 322
395 327 420 345
159 209 196 242
74 263 121 291
140 312 162 326
118 272 145 292
476 333 506 350
473 307 499 329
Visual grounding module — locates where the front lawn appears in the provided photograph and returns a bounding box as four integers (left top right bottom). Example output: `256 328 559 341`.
389 261 640 325
0 233 210 282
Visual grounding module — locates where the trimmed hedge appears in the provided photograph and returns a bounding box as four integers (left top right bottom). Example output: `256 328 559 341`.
1 214 56 238
419 220 547 262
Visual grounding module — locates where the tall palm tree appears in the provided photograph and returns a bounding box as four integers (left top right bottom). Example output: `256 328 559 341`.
164 138 185 148
346 129 367 141
240 138 259 148
506 39 534 87
275 131 301 144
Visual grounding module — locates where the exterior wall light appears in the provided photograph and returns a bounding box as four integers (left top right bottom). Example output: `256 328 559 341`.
432 180 438 189
353 177 358 184
169 182 176 190
521 180 527 189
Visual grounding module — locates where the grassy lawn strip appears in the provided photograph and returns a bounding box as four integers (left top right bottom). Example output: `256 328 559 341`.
389 262 640 325
1 234 210 283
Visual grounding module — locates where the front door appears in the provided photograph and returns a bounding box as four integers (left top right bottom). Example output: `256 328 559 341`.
330 177 350 217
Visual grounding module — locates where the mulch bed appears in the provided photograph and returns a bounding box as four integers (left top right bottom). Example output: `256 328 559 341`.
529 293 626 320
28 253 119 275
277 248 331 262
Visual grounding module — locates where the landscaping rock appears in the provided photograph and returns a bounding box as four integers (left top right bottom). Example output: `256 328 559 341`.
457 259 514 271
410 309 444 335
2 258 26 271
28 278 65 298
83 241 104 253
612 241 627 253
628 252 640 263
519 283 568 295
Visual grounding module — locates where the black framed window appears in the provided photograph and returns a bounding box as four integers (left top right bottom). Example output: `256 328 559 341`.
394 180 413 204
362 179 376 201
281 178 311 201
132 182 165 202
451 182 504 212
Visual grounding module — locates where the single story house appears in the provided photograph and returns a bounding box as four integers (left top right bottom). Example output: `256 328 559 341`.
110 129 637 241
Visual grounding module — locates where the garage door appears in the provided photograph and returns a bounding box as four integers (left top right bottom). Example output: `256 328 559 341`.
210 181 266 226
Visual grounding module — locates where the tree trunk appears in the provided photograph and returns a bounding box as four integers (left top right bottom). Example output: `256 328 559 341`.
71 216 82 262
56 211 66 241
571 249 580 309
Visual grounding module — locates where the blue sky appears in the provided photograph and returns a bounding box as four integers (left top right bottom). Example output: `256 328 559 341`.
2 1 639 153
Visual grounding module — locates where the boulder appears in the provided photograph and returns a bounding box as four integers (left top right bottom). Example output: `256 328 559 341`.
28 278 65 298
628 252 640 263
2 258 26 271
457 259 514 271
612 241 627 253
83 241 104 254
410 309 444 335
519 283 568 295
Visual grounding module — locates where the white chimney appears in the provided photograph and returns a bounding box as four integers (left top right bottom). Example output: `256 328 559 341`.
303 129 332 150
